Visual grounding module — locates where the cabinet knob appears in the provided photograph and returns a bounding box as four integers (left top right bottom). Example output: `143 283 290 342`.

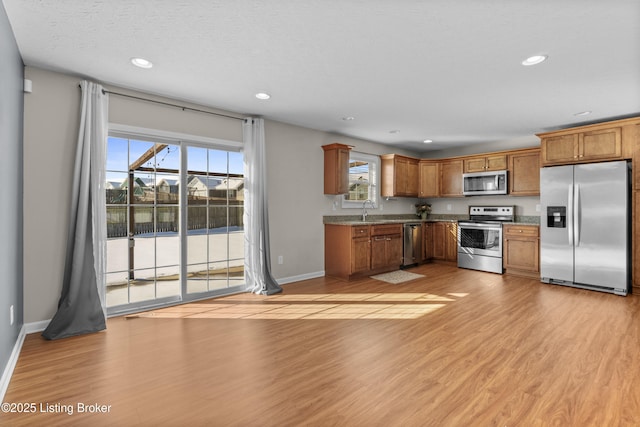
519 230 522 233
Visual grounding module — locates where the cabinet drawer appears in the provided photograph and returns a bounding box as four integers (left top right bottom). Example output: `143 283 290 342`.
503 224 539 237
371 223 402 236
351 226 370 237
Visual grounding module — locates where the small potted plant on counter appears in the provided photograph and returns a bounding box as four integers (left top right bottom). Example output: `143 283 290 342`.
416 203 431 220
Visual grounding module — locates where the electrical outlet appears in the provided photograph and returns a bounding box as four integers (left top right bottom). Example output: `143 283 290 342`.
10 305 14 326
278 255 284 265
536 204 541 212
446 204 452 211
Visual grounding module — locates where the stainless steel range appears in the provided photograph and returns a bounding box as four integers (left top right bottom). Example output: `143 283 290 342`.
457 206 514 274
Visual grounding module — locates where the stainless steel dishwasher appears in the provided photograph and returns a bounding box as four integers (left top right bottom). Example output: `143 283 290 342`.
402 223 422 268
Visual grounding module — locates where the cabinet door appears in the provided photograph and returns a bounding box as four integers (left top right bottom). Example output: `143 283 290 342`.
541 134 579 165
370 236 388 270
351 236 371 273
485 154 507 171
580 128 622 161
406 159 419 196
423 223 434 260
336 148 350 194
445 223 458 262
440 160 463 197
464 157 487 173
395 157 409 196
419 161 439 197
323 143 351 194
387 234 403 268
504 238 539 272
432 222 447 260
509 150 540 196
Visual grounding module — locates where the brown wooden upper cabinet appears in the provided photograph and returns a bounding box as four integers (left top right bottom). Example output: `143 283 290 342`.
463 154 507 173
418 160 440 198
322 143 351 194
539 127 623 166
508 148 540 196
439 159 464 197
380 154 419 197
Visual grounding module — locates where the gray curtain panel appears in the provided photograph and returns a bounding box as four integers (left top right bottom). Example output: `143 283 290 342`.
243 118 282 295
42 81 108 340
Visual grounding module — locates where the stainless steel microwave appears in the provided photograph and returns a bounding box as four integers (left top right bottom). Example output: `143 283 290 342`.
462 170 508 196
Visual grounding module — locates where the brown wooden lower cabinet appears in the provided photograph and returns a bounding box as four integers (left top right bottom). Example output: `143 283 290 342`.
430 222 457 262
370 223 403 270
325 223 402 280
503 224 539 278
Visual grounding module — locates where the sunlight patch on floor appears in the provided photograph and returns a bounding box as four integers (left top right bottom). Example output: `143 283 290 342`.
126 292 466 320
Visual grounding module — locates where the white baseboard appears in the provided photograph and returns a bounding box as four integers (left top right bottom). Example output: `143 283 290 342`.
0 319 50 403
276 271 325 285
0 325 26 403
24 319 50 334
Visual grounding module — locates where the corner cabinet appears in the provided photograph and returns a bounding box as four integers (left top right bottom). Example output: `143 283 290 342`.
380 154 419 197
422 222 434 260
431 222 458 262
503 224 539 278
322 143 351 194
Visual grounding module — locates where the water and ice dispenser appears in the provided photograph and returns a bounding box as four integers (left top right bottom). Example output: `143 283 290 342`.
546 206 566 228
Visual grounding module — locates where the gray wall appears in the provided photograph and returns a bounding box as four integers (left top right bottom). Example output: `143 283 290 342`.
0 2 24 380
22 67 421 323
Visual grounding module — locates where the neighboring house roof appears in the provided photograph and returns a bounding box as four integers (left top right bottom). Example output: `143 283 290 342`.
215 178 244 191
157 178 179 187
120 177 153 188
187 175 223 190
106 181 122 190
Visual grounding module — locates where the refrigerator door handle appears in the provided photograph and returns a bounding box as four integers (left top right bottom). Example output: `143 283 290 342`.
574 184 580 246
567 185 573 245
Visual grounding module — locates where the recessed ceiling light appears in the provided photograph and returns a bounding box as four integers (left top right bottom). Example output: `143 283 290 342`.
255 92 271 100
423 139 433 144
342 116 355 121
131 57 153 69
574 110 592 116
389 130 400 134
522 55 548 66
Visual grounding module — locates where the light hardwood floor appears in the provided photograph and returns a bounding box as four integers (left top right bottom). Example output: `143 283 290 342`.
3 263 640 426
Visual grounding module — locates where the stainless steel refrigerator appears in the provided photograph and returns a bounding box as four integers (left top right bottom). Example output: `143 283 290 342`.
540 160 630 295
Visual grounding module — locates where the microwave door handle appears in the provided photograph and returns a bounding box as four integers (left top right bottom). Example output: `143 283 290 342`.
495 174 499 191
574 184 580 247
567 185 573 246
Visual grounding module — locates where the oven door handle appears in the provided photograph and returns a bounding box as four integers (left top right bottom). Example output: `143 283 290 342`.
458 222 502 230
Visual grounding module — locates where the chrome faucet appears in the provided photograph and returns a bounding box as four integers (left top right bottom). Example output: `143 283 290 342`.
361 199 374 221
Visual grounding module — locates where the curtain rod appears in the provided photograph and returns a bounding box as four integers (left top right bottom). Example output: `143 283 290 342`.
78 84 246 121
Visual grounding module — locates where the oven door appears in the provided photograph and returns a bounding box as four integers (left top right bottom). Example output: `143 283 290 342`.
457 221 503 258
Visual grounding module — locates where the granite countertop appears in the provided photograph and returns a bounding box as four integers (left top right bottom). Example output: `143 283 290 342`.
323 214 540 226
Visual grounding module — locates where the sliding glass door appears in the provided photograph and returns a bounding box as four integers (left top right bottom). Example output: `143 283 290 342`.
186 147 245 294
105 133 244 314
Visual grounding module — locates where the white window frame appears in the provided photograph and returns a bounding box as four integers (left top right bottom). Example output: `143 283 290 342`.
341 151 379 209
105 123 245 316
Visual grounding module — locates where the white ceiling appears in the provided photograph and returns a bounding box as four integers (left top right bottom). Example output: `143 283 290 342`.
3 0 640 152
